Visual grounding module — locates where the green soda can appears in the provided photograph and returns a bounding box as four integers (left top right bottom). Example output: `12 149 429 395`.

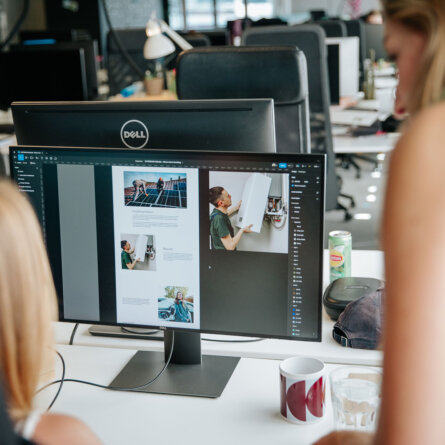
329 230 352 282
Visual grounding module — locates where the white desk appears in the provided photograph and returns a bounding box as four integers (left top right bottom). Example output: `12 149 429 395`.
37 344 344 445
54 250 384 366
333 132 399 154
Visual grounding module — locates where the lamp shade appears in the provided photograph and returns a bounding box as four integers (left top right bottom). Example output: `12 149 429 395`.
143 33 175 60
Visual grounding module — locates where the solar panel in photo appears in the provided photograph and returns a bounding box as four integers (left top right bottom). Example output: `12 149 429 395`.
125 182 187 208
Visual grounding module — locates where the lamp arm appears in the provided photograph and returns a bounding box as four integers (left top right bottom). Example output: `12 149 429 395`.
159 20 193 51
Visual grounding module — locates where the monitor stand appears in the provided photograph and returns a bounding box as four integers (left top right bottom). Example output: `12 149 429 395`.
108 330 240 398
88 325 164 341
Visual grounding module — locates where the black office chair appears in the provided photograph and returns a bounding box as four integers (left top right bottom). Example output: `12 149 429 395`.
243 24 354 219
176 46 311 154
314 20 347 37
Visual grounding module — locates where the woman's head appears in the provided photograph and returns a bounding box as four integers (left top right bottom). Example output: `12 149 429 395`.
0 181 57 422
175 291 184 302
382 0 445 114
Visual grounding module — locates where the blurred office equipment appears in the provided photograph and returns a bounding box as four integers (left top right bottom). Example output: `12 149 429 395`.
176 46 310 155
326 37 360 101
12 99 276 153
314 19 347 37
44 0 163 56
364 23 387 60
243 25 354 219
143 17 192 60
107 28 204 96
9 40 99 100
0 49 88 110
344 19 366 86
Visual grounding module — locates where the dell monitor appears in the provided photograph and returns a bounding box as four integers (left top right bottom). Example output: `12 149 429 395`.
10 146 325 397
12 99 276 153
0 50 88 111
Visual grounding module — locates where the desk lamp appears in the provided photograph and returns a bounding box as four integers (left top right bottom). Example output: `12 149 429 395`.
143 17 192 60
143 17 193 94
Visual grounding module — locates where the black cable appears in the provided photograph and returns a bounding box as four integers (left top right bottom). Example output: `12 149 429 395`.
69 323 79 345
98 0 145 79
202 337 265 343
0 0 30 51
47 351 65 411
37 332 175 394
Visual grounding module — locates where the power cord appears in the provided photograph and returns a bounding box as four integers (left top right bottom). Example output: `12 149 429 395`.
69 323 79 345
46 351 66 411
0 0 30 51
39 332 175 410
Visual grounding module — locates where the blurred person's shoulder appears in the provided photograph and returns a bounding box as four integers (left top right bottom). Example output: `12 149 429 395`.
32 413 102 445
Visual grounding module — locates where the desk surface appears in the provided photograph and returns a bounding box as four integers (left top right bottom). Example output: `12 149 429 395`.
333 132 399 154
37 344 346 445
55 250 384 366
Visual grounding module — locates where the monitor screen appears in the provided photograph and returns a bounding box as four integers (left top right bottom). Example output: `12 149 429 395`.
12 99 276 153
0 50 88 110
10 40 100 100
10 146 324 341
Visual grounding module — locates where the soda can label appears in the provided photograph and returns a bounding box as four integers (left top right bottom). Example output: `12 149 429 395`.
329 231 351 282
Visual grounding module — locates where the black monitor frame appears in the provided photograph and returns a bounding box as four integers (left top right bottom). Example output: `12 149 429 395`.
0 49 88 110
9 40 100 100
10 145 325 397
12 99 277 153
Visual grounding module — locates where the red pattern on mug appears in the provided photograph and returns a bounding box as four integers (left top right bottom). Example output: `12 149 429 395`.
287 380 307 421
306 377 324 418
283 377 325 423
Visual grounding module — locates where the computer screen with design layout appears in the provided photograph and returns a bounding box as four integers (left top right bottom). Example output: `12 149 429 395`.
10 146 324 341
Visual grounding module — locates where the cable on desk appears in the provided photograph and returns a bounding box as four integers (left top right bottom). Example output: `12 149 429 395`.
37 332 175 395
0 0 30 51
69 323 79 345
47 351 65 411
202 337 265 343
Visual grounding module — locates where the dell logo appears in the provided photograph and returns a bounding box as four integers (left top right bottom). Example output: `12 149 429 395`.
123 130 146 139
120 120 149 149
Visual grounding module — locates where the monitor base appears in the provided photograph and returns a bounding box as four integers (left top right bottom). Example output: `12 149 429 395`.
88 325 164 341
109 350 240 398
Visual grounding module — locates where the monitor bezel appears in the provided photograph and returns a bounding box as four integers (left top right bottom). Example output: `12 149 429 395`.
10 144 325 342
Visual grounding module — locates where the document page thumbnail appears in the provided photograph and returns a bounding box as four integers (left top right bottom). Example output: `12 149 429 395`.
112 166 200 329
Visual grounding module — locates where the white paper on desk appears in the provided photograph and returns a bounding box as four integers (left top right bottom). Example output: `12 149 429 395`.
330 110 379 127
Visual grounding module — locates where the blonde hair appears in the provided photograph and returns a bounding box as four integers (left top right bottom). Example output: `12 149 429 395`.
0 180 58 422
381 0 445 113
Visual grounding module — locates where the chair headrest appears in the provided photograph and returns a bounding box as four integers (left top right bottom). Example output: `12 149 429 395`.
176 46 308 104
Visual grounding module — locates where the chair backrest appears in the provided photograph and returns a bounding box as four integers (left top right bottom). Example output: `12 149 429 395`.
314 20 347 37
242 24 339 210
176 46 311 154
344 19 366 86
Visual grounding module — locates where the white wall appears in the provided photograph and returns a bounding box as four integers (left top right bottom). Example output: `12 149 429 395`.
275 0 381 19
209 171 289 254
